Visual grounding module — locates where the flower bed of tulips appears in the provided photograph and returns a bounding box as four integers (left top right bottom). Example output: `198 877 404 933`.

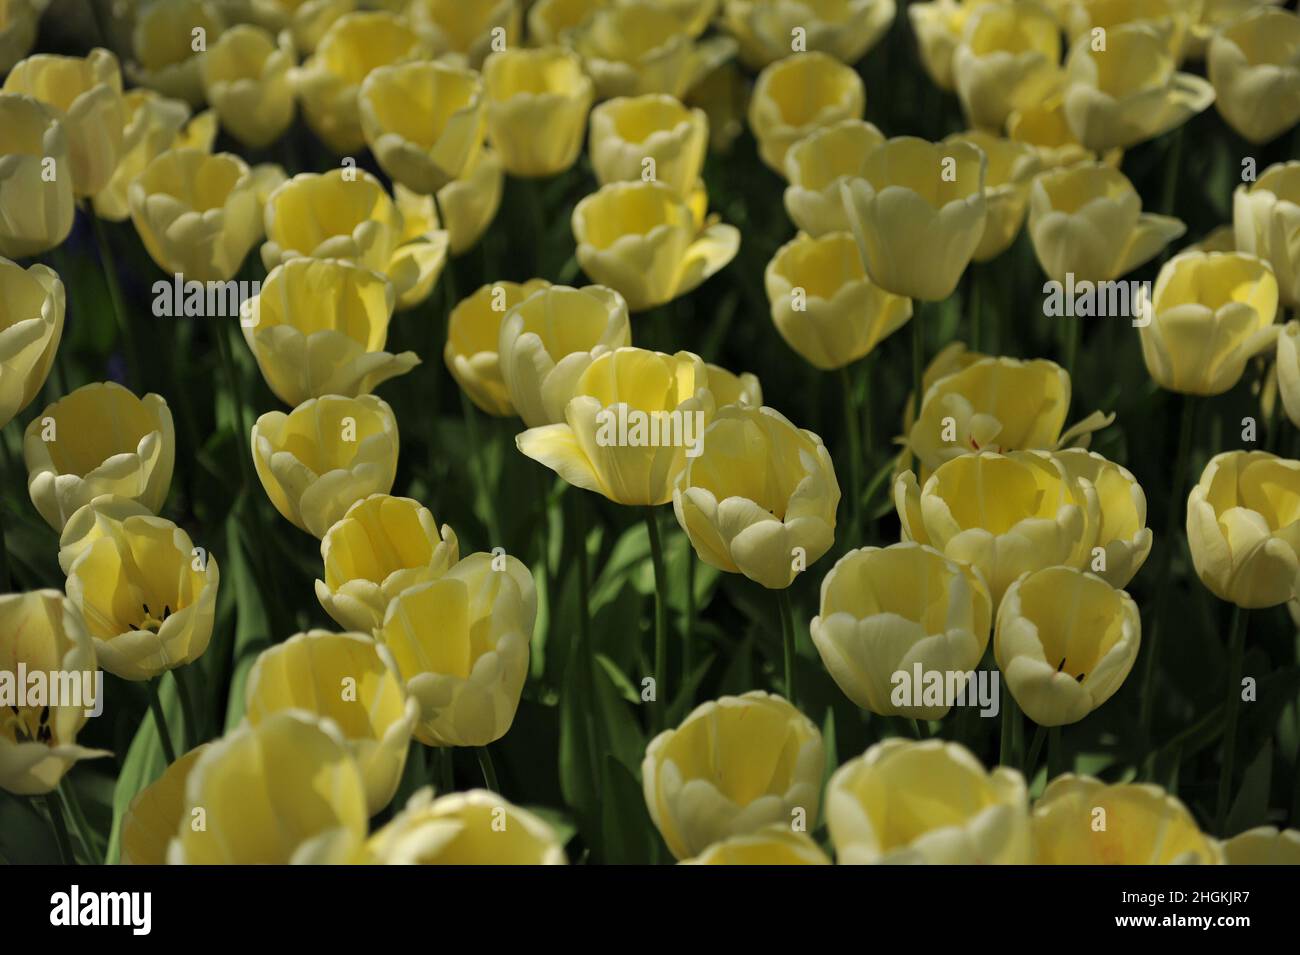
1 0 1299 868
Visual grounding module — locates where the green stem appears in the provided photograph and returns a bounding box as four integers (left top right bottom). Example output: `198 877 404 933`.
438 746 454 795
45 793 76 864
1048 726 1064 779
969 266 982 351
999 691 1022 768
684 545 695 688
839 365 863 546
0 502 10 594
174 665 200 751
146 678 177 764
1062 318 1081 380
476 746 499 792
460 393 501 546
58 781 100 864
1160 127 1185 218
777 587 797 708
90 213 141 390
911 305 925 422
1025 724 1046 777
1215 605 1248 834
570 491 602 799
644 506 670 730
909 718 924 740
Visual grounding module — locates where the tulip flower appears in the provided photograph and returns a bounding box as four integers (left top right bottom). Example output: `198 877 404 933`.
245 630 419 814
0 590 109 796
653 0 726 37
571 180 739 311
446 278 552 417
199 24 295 149
748 52 865 175
375 551 535 748
589 94 708 200
1186 451 1300 608
810 542 992 718
827 739 1031 863
369 787 567 864
1234 161 1300 309
91 89 192 222
407 0 521 68
1277 322 1300 428
120 743 209 864
1006 83 1121 172
722 0 895 69
0 0 41 74
681 826 831 865
642 691 824 860
1032 775 1222 863
315 492 458 634
275 0 354 54
704 361 761 408
0 93 75 258
1208 8 1300 145
765 230 912 370
482 46 593 179
1061 0 1196 65
909 0 989 92
24 382 175 531
168 711 370 863
0 258 63 430
783 119 885 237
952 2 1062 132
527 0 606 46
1054 448 1152 588
394 150 504 258
127 0 224 106
242 258 418 407
496 284 632 427
841 136 987 301
1221 826 1300 865
943 130 1041 261
1139 251 1280 396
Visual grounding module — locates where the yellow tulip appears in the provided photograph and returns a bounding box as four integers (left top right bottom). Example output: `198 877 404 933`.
1032 775 1222 863
681 826 832 864
516 346 714 506
376 551 535 748
91 89 192 222
827 738 1031 863
245 630 418 815
810 542 993 718
316 493 459 633
3 48 124 196
527 0 607 46
1278 321 1300 427
1007 84 1121 172
1188 0 1284 60
704 361 761 408
765 229 912 370
1060 24 1214 153
1234 161 1300 309
0 0 42 74
295 11 432 154
261 168 448 311
482 46 592 179
909 0 993 91
173 105 219 151
1061 0 1195 64
1054 448 1152 588
369 787 567 864
1028 162 1185 283
273 0 354 53
1208 8 1300 144
169 711 370 863
571 179 739 311
952 2 1062 132
120 743 209 864
23 382 175 531
446 278 552 417
841 136 987 301
242 257 417 407
1140 250 1280 395
722 0 895 69
199 24 295 148
497 283 633 427
589 94 708 200
128 0 225 106
0 590 109 796
1186 450 1300 608
642 691 824 860
944 130 1041 261
1221 826 1300 864
407 0 520 68
0 94 75 258
0 259 63 431
782 119 884 237
748 52 865 175
394 149 504 258
896 449 1099 605
359 60 486 195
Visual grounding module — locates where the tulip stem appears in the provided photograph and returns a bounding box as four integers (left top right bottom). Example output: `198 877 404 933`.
1062 318 1081 379
146 678 178 764
90 213 141 391
1025 724 1046 778
644 507 670 729
911 305 925 423
44 793 76 865
839 365 863 545
437 747 455 795
777 588 797 709
1048 726 1064 779
999 691 1022 768
58 781 101 864
476 746 499 792
460 393 501 546
1215 605 1248 834
175 665 200 750
0 502 10 594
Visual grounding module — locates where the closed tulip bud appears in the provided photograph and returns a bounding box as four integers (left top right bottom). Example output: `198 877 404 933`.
245 630 418 814
1028 163 1185 283
944 130 1040 261
783 119 885 238
1221 826 1300 865
91 89 192 222
590 94 707 200
129 148 262 282
0 590 110 796
681 826 832 865
4 48 124 196
749 52 865 175
242 258 417 407
261 169 449 311
199 25 295 148
0 0 42 74
811 542 992 718
1062 0 1195 65
481 46 592 179
673 405 839 589
1187 451 1300 608
376 551 535 748
572 180 739 311
704 361 761 408
0 259 63 431
497 284 632 427
827 738 1031 863
909 0 989 92
408 0 520 68
643 691 824 860
722 0 895 69
765 230 912 370
395 149 504 258
953 2 1061 132
296 11 433 154
169 711 370 863
1032 775 1222 863
1054 448 1152 587
128 0 225 106
446 278 552 417
0 94 75 258
24 382 175 531
1140 251 1280 395
369 787 567 864
517 346 714 506
996 565 1139 726
316 493 459 633
1061 24 1214 153
1208 8 1300 145
527 0 605 46
359 60 486 195
896 450 1099 605
120 743 209 864
1235 161 1300 309
841 136 987 301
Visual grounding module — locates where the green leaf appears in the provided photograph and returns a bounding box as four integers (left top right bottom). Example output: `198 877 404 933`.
105 676 181 864
599 756 656 864
222 509 272 731
595 653 640 705
1224 741 1272 838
